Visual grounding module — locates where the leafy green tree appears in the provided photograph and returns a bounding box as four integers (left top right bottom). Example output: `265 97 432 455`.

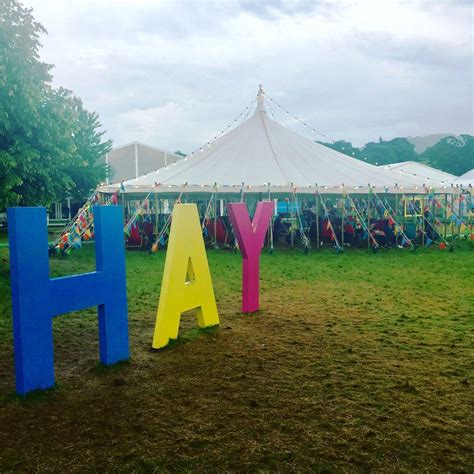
421 135 473 176
317 140 363 160
60 91 111 201
361 137 418 166
319 138 419 166
0 0 110 210
1 0 51 208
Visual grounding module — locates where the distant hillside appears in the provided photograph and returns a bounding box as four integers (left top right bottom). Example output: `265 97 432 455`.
406 134 458 153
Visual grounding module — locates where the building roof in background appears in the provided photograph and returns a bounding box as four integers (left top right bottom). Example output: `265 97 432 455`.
103 142 183 184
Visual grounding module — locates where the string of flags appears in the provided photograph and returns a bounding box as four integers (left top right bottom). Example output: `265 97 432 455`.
149 187 187 253
427 193 471 237
54 192 115 254
292 188 311 250
53 179 472 256
123 193 152 239
319 194 342 251
371 190 414 248
344 192 379 248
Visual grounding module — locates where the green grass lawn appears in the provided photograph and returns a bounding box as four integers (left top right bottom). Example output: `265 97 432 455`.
0 228 62 245
0 242 473 471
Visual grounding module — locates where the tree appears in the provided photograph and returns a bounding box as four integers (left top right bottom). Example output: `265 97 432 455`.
58 90 110 201
361 138 418 166
421 135 473 176
317 140 363 160
0 0 110 210
319 138 419 166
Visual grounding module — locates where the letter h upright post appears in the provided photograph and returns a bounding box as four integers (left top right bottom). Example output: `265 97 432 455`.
7 206 129 395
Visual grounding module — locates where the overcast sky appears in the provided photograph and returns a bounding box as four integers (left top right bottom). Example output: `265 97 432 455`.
26 0 473 152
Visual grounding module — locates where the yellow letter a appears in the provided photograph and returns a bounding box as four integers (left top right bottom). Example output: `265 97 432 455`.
152 203 219 349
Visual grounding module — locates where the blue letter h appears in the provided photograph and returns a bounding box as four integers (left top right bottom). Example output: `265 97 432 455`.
7 206 129 395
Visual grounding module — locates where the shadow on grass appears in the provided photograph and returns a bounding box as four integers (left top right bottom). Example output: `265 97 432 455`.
152 325 220 352
90 359 131 375
240 309 265 317
4 384 61 404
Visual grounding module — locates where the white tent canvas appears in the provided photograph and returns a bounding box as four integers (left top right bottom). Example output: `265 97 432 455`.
99 89 457 195
383 161 457 187
453 169 474 187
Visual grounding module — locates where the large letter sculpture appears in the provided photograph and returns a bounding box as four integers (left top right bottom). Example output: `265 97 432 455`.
152 204 219 349
227 201 274 313
8 206 129 395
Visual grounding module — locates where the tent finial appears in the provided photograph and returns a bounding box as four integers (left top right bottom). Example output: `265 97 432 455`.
256 84 265 113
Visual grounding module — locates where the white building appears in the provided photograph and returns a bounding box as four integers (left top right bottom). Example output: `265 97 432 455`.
101 142 184 184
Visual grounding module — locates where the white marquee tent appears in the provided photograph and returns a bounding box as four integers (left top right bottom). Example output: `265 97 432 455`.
383 161 457 188
99 88 448 196
453 169 474 187
58 87 472 254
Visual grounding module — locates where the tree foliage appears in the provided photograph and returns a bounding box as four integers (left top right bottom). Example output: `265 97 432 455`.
0 0 111 210
420 135 473 176
362 137 418 166
320 138 419 166
319 135 473 175
317 140 363 161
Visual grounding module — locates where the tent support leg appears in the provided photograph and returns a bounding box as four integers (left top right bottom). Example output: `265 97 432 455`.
341 196 345 247
367 192 371 250
421 195 425 247
316 192 320 249
395 192 399 246
213 190 217 247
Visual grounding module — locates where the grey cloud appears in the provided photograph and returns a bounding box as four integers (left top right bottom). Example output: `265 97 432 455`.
26 0 473 151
